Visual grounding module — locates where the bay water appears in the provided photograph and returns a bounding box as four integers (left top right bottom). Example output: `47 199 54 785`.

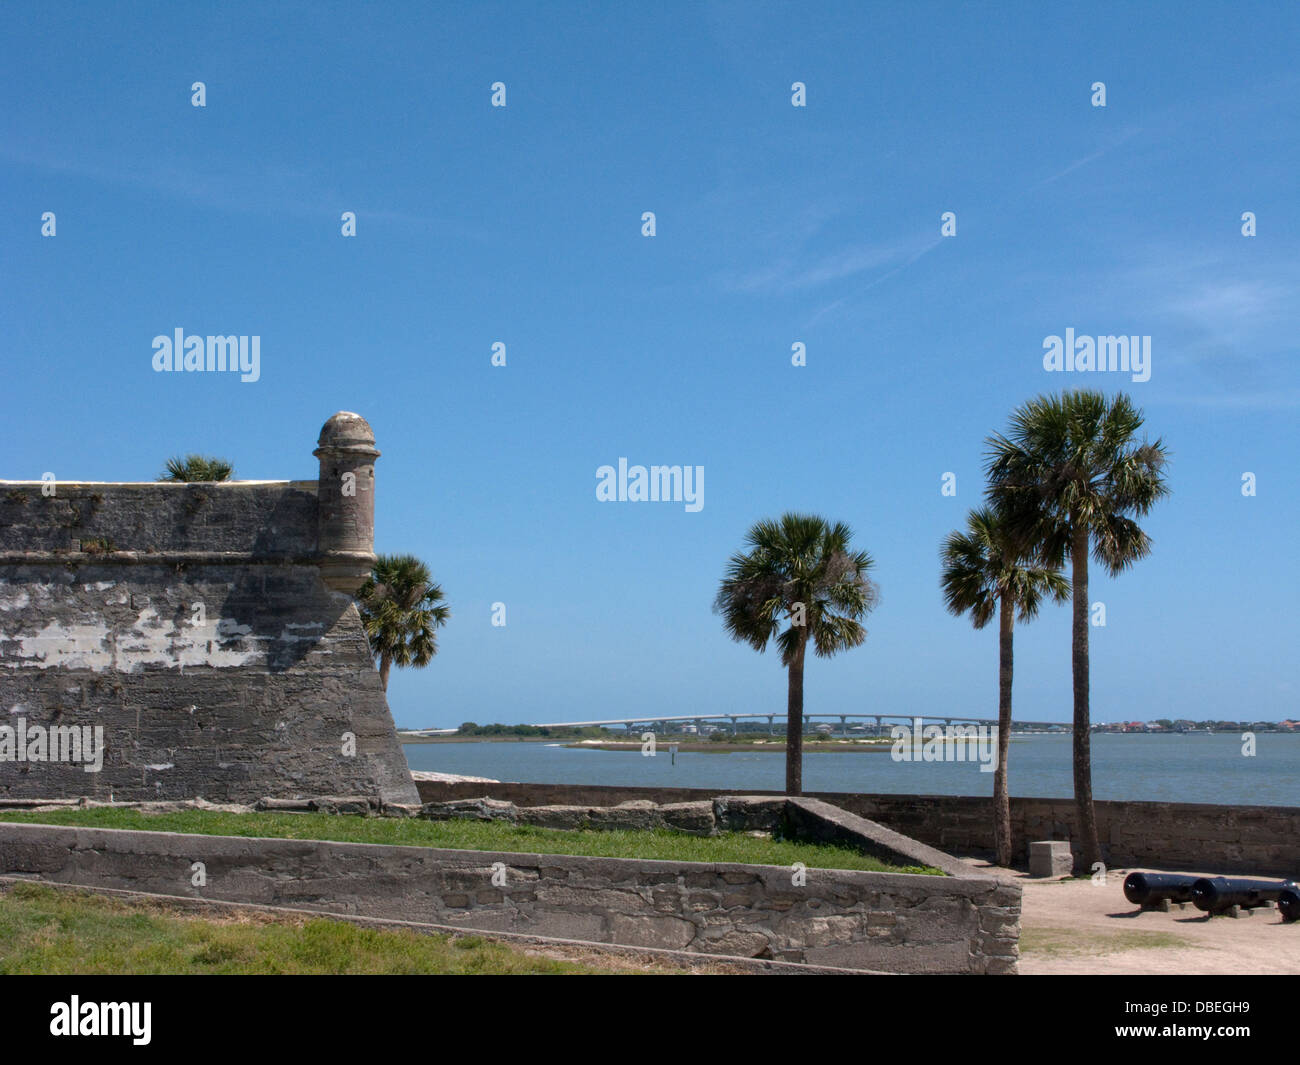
403 732 1300 807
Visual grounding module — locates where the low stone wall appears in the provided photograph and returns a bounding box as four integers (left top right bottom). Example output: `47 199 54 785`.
421 794 977 877
0 821 1019 973
412 780 1300 877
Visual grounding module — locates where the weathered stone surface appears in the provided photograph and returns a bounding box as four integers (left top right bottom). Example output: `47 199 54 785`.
308 796 375 815
256 798 317 812
514 804 588 829
587 803 660 831
660 801 716 836
784 797 976 878
0 821 1019 974
712 796 788 832
0 416 418 807
1028 839 1074 877
254 796 374 815
697 928 772 957
608 913 696 950
420 798 516 822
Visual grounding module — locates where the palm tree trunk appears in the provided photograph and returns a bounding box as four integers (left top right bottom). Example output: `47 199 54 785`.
380 654 392 691
994 594 1014 868
785 636 808 795
1071 524 1101 871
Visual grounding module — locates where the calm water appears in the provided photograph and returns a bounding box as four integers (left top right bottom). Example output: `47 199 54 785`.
403 733 1300 807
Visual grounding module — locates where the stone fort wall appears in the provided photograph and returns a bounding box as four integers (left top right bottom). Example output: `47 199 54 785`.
0 413 419 806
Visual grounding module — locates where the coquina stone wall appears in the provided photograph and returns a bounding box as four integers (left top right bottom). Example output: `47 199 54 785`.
0 413 418 806
412 780 1300 876
0 821 1020 973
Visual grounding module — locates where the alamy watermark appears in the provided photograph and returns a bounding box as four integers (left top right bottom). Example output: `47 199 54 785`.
1042 329 1150 383
0 717 105 772
151 328 260 382
50 997 150 1045
890 717 997 773
595 458 704 512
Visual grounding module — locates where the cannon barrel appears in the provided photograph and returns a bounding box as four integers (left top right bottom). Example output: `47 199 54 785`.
1191 877 1298 912
1123 872 1200 906
1278 887 1300 923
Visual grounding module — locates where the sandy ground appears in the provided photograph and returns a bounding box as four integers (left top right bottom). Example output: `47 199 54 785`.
959 860 1300 974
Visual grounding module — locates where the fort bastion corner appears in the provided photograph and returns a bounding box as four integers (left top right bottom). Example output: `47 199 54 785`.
0 411 420 806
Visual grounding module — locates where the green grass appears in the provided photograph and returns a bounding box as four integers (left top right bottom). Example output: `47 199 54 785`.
0 882 625 974
0 807 942 874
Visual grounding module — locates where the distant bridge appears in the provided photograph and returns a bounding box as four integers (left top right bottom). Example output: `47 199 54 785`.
530 713 1067 735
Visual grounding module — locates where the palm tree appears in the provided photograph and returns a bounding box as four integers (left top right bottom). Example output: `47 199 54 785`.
986 391 1169 869
159 455 234 482
356 554 450 691
714 513 879 795
941 505 1068 867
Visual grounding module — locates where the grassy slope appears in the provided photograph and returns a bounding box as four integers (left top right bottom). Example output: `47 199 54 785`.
0 882 627 974
0 808 941 874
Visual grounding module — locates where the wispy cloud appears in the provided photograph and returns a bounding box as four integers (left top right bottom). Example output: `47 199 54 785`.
806 238 944 324
1164 279 1292 335
1093 247 1300 407
716 229 943 301
720 241 900 293
1112 252 1299 362
0 143 450 230
1033 126 1143 188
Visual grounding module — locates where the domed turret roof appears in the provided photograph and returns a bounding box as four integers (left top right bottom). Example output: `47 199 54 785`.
315 411 378 454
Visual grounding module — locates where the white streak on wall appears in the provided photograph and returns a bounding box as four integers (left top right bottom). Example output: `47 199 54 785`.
0 591 30 612
9 621 114 670
2 605 262 672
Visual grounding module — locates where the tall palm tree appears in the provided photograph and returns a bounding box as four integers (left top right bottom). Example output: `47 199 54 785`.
941 505 1068 867
714 513 879 795
986 391 1169 869
159 455 233 481
356 554 450 691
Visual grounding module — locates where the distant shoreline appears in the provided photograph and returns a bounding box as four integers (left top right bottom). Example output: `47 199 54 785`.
397 734 554 744
565 741 896 754
399 730 1296 745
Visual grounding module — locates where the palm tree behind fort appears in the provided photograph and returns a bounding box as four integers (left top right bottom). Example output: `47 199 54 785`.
356 554 450 691
941 504 1068 867
985 391 1169 869
714 513 878 795
159 455 233 482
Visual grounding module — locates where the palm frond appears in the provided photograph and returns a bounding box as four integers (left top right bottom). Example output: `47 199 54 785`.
356 553 449 675
715 512 878 666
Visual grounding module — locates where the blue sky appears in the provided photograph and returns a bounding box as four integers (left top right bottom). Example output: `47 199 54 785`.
3 2 1297 728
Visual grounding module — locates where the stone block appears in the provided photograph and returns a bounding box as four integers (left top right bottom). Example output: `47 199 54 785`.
712 796 788 832
1028 840 1074 877
608 913 696 950
514 805 588 830
660 801 716 836
421 798 516 822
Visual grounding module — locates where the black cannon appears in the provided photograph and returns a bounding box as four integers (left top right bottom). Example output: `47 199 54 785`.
1279 887 1300 923
1190 877 1299 914
1123 872 1200 908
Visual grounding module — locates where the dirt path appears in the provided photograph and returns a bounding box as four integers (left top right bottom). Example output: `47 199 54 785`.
962 861 1300 974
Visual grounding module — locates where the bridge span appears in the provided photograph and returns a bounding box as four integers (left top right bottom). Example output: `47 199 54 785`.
530 712 1066 736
